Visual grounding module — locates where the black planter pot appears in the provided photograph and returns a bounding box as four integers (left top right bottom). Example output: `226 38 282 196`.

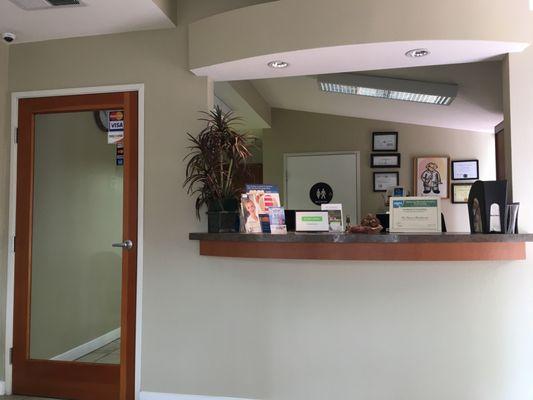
207 198 240 233
207 211 240 233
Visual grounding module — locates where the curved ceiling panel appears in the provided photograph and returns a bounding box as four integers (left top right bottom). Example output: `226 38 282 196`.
189 0 531 80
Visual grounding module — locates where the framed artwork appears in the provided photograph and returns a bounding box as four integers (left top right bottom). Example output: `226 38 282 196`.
374 171 399 192
372 132 398 152
451 159 479 181
371 153 401 168
413 156 450 199
452 183 473 204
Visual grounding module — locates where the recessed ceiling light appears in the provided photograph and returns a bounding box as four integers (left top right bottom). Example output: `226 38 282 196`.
268 60 289 69
405 48 430 58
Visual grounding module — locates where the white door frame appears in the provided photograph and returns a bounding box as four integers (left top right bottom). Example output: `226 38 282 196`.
283 151 361 222
4 84 145 400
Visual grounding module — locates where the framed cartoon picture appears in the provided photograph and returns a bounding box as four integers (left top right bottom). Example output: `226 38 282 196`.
413 156 450 199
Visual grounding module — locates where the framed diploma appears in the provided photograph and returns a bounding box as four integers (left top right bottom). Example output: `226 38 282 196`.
373 172 399 192
389 197 442 233
371 153 401 168
452 183 473 204
451 159 479 180
372 132 398 152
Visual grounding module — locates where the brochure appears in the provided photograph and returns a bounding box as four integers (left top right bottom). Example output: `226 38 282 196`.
241 184 281 233
259 214 271 233
321 203 344 232
240 194 262 233
295 211 329 232
268 207 288 235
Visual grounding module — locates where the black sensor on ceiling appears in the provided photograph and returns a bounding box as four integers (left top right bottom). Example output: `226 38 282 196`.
47 0 80 5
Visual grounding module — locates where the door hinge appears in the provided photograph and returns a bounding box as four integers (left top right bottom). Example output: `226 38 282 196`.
9 347 13 365
13 235 16 252
15 128 18 144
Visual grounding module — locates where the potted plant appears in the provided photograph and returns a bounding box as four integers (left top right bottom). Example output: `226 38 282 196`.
184 106 252 233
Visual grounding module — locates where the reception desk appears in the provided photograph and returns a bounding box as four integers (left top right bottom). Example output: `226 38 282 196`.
189 232 533 261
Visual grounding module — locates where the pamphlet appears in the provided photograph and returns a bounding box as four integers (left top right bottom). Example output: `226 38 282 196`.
241 184 281 233
268 207 288 235
259 214 271 233
321 203 344 232
295 211 329 232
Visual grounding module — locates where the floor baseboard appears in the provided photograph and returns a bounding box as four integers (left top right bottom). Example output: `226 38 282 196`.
140 391 256 400
51 327 120 361
0 380 5 395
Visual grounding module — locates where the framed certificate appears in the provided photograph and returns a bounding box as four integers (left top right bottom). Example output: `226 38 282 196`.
451 160 479 180
372 132 398 152
389 197 442 233
373 172 399 192
371 153 401 168
451 183 472 204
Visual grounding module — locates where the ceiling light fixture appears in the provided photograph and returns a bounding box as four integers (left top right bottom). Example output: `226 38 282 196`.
405 48 431 58
268 60 289 69
317 73 458 106
9 0 81 10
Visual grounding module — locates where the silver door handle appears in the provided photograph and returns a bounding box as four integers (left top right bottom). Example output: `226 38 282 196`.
112 240 134 250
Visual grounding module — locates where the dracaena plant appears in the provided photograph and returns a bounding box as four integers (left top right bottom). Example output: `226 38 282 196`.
184 106 252 219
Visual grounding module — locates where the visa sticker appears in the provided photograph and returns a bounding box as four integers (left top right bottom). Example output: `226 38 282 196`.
108 111 125 132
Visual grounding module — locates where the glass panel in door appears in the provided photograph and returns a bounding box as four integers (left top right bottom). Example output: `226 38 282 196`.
29 110 123 364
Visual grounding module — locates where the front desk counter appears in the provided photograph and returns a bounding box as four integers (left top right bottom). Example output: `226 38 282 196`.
189 232 533 261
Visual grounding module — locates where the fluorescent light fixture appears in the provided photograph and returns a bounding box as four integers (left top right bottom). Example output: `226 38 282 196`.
317 73 458 106
9 0 82 9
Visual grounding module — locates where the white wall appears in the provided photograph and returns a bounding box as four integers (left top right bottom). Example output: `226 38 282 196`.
1 2 533 400
263 108 496 232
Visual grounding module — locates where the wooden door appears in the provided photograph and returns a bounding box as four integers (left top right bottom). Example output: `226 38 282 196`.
12 92 138 400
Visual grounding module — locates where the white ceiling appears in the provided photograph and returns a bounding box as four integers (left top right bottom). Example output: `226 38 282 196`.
0 0 175 44
250 61 503 133
192 40 527 82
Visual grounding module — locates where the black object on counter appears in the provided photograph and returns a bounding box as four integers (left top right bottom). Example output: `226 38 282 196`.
468 180 508 234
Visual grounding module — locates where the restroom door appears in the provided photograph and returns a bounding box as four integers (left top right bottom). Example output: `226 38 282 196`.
12 92 138 400
284 152 360 222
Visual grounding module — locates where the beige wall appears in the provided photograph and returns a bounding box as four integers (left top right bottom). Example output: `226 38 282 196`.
0 42 8 380
505 40 533 232
29 112 122 359
2 3 533 400
264 108 496 232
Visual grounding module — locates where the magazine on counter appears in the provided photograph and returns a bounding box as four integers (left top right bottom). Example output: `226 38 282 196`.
241 184 281 233
268 207 287 235
321 203 344 232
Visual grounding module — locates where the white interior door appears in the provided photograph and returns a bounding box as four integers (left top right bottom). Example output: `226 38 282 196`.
285 152 360 222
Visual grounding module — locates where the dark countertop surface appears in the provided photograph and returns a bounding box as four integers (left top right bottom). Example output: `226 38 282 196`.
190 232 533 244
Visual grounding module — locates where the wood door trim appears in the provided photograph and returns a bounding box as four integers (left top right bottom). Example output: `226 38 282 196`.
13 92 138 400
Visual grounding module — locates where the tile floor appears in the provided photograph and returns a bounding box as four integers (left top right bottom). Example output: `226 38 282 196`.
74 339 120 364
